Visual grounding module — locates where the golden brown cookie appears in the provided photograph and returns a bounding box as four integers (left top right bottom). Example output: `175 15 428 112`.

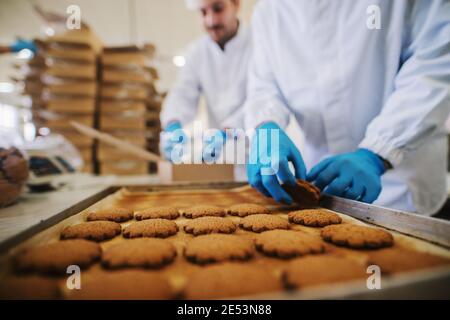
239 214 290 233
282 179 321 207
0 276 60 299
184 234 255 264
14 240 101 274
255 230 326 258
283 255 367 288
181 205 225 219
86 207 133 223
123 219 178 238
226 203 270 217
134 206 180 220
367 247 450 274
102 238 176 269
67 270 174 300
184 217 237 236
184 263 282 299
321 224 394 249
288 209 342 227
60 221 121 242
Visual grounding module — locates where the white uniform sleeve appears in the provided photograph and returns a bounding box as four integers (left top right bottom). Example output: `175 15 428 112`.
244 2 291 130
359 0 450 166
160 44 202 128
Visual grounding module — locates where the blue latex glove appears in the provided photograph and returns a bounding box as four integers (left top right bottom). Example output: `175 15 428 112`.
203 129 226 163
9 39 37 54
306 148 385 203
161 121 187 162
247 121 306 204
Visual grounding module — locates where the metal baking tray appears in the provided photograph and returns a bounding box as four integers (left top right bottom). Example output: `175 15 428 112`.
0 182 449 299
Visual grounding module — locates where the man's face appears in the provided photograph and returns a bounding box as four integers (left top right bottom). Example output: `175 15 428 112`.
199 0 239 46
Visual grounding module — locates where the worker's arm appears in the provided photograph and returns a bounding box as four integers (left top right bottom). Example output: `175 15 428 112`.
359 0 450 167
308 0 450 203
160 44 202 129
244 2 306 204
243 2 291 131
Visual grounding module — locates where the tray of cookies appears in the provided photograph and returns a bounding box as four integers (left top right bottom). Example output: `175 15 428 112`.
0 181 449 299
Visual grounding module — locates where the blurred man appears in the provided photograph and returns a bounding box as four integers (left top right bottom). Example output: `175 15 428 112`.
245 0 449 214
160 0 251 162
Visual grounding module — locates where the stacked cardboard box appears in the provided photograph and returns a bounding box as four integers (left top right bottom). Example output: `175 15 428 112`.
12 51 46 129
39 28 102 173
97 45 162 175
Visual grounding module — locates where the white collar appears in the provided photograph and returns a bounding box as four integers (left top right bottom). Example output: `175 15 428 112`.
208 21 249 53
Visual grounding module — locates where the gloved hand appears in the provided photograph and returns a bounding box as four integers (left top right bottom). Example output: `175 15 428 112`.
9 39 37 54
202 129 226 163
247 121 306 204
306 148 385 203
161 121 187 162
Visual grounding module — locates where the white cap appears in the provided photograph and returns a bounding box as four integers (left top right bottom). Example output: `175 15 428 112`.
185 0 202 10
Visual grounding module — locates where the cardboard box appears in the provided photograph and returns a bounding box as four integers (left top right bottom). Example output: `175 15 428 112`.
100 161 148 175
45 44 96 62
99 100 146 114
45 60 96 79
45 27 103 54
101 129 147 142
100 114 146 130
53 130 94 148
146 96 163 111
97 146 145 162
158 162 235 183
102 66 152 84
46 97 95 114
44 77 97 97
78 146 93 163
100 83 147 100
23 80 44 95
45 115 94 129
101 46 147 67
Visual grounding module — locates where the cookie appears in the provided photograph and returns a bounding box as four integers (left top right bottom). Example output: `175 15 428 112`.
255 230 325 258
283 255 367 288
0 276 60 299
86 207 133 222
181 205 225 219
184 217 236 236
321 224 394 249
134 206 180 220
60 221 121 242
288 209 342 227
282 179 321 207
123 219 178 238
367 247 450 274
239 214 290 233
184 234 255 264
15 239 101 274
102 238 176 269
67 270 174 300
184 263 282 299
227 203 270 217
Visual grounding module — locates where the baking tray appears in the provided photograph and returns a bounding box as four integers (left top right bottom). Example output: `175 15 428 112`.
1 182 449 299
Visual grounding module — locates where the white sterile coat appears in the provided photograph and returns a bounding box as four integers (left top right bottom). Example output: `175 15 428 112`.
244 0 450 214
161 24 251 131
